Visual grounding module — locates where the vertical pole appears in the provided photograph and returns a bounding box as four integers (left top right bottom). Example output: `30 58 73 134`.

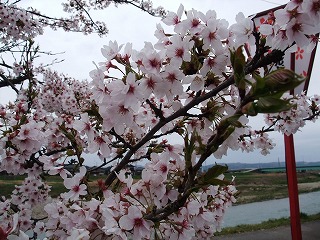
285 134 302 240
284 52 302 240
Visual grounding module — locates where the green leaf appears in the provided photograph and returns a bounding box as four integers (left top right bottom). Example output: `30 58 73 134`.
250 69 304 99
264 68 304 93
230 47 246 93
195 134 206 155
242 102 258 116
251 72 266 96
201 100 222 122
226 114 243 128
201 164 228 185
204 164 228 181
255 96 292 113
66 149 75 156
184 132 196 170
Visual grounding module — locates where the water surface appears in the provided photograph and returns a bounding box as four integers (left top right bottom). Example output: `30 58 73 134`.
222 191 320 227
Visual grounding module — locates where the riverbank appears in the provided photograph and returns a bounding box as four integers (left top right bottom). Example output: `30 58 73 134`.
222 191 320 227
216 212 320 236
214 220 320 240
1 171 320 202
227 171 320 204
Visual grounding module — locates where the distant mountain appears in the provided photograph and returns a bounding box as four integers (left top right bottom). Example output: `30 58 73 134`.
202 161 320 171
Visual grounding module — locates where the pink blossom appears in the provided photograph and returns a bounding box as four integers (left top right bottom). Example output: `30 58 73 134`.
66 228 90 240
87 134 111 158
182 9 203 35
183 74 204 92
138 74 165 99
119 206 151 239
302 0 320 24
285 16 316 47
162 4 184 32
101 40 123 60
200 49 229 76
201 18 229 50
230 12 255 47
160 65 184 99
166 35 194 66
109 72 144 109
73 113 96 141
63 166 87 200
141 49 163 75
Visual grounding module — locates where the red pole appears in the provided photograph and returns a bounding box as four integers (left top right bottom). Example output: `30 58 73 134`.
284 134 302 240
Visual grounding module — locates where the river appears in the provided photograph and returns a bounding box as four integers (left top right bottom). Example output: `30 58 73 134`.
222 191 320 227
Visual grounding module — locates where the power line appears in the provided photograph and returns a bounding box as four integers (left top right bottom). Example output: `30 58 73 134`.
260 0 282 5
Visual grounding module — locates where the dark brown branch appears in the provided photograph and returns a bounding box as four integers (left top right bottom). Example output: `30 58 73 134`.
141 49 287 222
110 128 133 150
87 155 122 173
146 99 165 120
303 111 320 121
152 124 181 139
0 73 19 93
0 75 30 88
112 0 164 17
73 0 108 34
104 75 236 187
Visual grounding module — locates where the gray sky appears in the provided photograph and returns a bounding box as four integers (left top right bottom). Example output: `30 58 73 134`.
1 0 320 165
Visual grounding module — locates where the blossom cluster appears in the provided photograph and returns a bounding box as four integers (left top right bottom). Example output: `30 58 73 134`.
62 0 167 18
265 93 320 135
36 158 236 240
0 0 320 239
0 3 43 43
0 0 166 44
259 0 320 51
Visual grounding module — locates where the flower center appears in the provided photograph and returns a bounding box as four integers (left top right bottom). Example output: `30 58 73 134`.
72 185 80 192
134 218 143 227
175 48 184 58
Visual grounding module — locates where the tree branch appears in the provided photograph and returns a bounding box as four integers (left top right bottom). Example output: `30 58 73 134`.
141 48 287 223
0 73 20 93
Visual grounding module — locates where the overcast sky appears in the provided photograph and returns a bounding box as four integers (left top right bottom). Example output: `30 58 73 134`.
1 0 320 165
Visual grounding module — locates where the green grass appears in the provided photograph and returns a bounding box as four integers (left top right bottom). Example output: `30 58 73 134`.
0 175 26 197
1 171 319 202
224 171 320 204
215 212 320 236
0 174 107 198
1 172 320 236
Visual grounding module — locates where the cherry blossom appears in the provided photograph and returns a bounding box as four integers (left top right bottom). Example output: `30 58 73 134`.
166 35 194 66
230 12 255 47
101 40 123 61
201 17 229 51
109 72 144 109
1 1 320 239
62 166 87 200
66 228 90 240
160 65 184 100
302 0 320 24
163 4 183 25
285 15 316 47
200 48 229 76
73 113 96 141
119 206 152 239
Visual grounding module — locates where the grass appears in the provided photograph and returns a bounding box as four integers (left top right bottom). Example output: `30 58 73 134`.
0 174 107 198
215 212 320 236
0 171 319 201
224 171 320 204
0 171 319 235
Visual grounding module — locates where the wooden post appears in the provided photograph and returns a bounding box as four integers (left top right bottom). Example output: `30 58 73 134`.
284 134 302 240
